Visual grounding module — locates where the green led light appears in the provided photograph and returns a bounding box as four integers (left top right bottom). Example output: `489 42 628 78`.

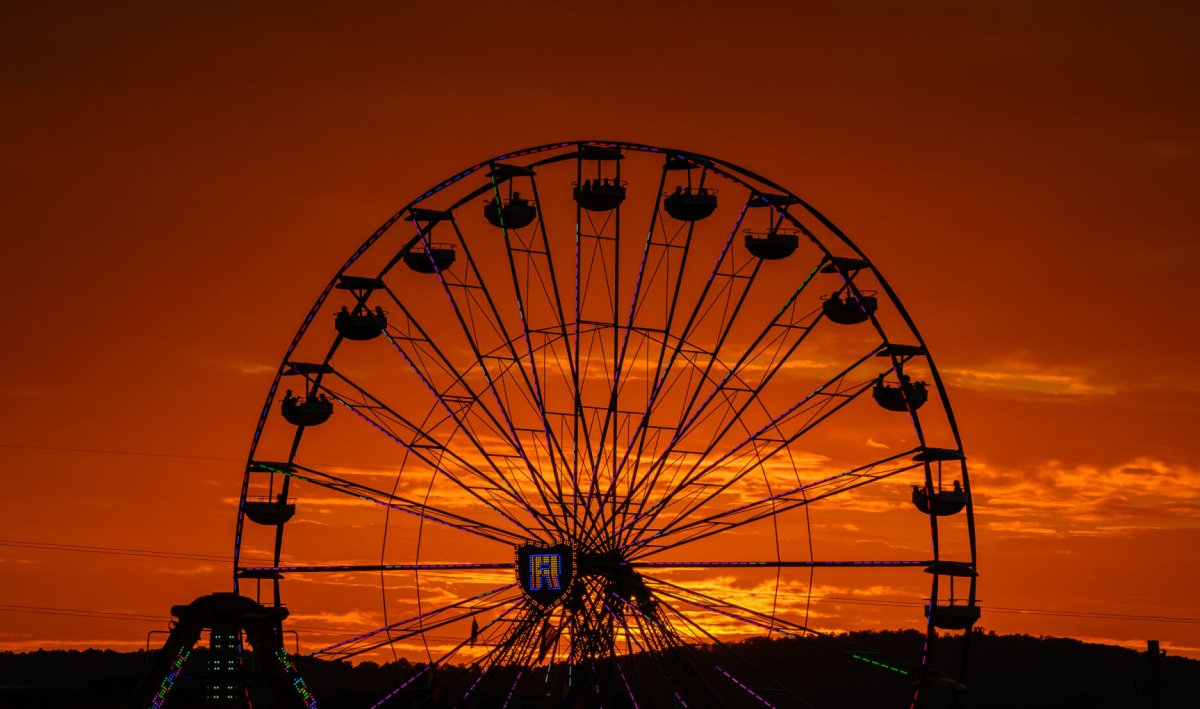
851 653 910 676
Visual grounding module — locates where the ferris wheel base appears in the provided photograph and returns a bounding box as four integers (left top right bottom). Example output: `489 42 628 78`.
125 592 316 709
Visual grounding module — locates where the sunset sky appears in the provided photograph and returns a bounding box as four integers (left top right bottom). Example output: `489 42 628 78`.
2 0 1199 668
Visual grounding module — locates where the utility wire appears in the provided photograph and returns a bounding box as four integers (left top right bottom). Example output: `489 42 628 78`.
0 540 231 563
0 441 385 476
0 603 425 640
0 603 166 623
0 442 242 463
0 539 273 565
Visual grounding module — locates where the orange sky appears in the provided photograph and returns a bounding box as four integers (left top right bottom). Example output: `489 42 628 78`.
2 0 1199 665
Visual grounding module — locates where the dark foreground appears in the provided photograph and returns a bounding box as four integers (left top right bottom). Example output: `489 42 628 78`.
1 630 1197 708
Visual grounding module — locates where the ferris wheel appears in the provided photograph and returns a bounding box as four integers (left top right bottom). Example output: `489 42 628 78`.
233 140 979 708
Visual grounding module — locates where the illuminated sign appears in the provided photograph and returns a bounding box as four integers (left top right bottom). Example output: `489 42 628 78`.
516 543 573 606
528 554 562 591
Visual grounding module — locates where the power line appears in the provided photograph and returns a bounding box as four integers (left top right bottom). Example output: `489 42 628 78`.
0 539 272 565
0 442 382 477
986 605 1200 625
0 539 231 563
0 603 167 623
0 442 242 463
0 603 371 639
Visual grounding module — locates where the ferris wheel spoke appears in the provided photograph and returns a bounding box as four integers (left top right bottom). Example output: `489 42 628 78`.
487 172 585 536
652 572 927 680
376 283 511 422
591 164 724 550
610 210 835 534
441 217 576 529
609 590 729 707
312 583 522 661
638 340 933 543
644 574 822 640
376 289 520 450
574 212 622 541
608 205 715 516
605 592 698 706
609 201 768 527
628 450 922 557
610 300 835 540
607 197 755 542
602 237 723 539
617 347 888 545
652 593 817 709
379 226 560 530
580 166 672 547
595 608 646 709
376 287 576 530
321 370 553 538
454 604 556 706
569 158 625 550
367 600 529 709
380 331 534 477
461 604 549 706
253 462 528 546
640 255 826 474
662 343 928 505
403 217 571 537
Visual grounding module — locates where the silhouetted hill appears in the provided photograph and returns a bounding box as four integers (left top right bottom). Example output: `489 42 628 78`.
1 630 1196 707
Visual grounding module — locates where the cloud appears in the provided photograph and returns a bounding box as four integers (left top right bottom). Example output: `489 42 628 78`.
943 361 1115 397
288 609 382 627
1149 142 1195 161
156 564 219 575
201 355 277 376
972 456 1200 537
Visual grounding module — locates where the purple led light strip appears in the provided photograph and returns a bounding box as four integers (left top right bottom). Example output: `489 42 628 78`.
715 665 775 708
370 601 526 709
629 560 926 569
500 667 525 709
242 562 514 574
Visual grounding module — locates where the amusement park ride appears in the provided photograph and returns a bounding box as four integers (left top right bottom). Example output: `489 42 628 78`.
129 141 979 708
